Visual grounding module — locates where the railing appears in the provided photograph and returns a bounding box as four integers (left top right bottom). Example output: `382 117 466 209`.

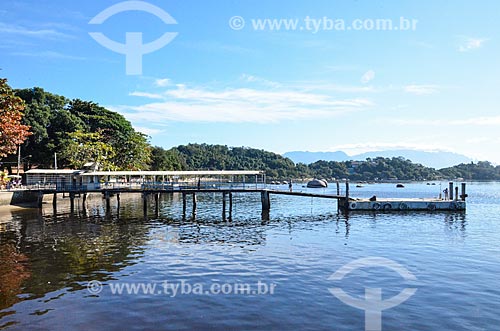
25 181 268 192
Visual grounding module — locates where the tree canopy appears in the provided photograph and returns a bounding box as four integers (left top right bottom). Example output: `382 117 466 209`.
14 88 150 170
0 79 31 157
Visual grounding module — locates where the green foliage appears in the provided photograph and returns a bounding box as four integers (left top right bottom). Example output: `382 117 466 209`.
150 146 186 170
14 88 150 170
171 144 300 179
62 130 116 170
439 161 500 180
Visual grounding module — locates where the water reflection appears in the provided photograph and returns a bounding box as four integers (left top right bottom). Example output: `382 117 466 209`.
0 187 480 331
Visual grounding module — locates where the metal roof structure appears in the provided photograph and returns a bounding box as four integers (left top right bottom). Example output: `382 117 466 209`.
26 170 264 176
26 169 83 174
80 170 264 176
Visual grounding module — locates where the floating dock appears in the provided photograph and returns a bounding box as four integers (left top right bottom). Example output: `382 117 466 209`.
339 197 465 211
338 181 467 212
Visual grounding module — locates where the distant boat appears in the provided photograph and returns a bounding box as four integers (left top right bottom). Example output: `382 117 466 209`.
396 183 405 188
356 184 364 188
307 179 328 188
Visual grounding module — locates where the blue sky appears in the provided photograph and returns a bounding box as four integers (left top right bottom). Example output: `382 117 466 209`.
1 0 499 162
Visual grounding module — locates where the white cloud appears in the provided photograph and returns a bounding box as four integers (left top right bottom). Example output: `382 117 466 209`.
330 142 452 155
458 37 488 52
119 83 374 124
129 91 164 99
360 70 375 84
388 115 500 127
134 126 164 136
239 74 281 88
0 22 73 39
451 116 500 126
404 84 440 95
12 50 85 60
154 78 171 87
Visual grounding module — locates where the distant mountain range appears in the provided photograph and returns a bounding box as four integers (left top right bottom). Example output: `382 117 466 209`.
283 150 473 169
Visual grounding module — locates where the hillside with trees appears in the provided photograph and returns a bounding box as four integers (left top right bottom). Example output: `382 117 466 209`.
11 87 150 171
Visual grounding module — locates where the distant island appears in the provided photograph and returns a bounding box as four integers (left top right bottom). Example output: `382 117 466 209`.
2 81 500 182
283 150 473 169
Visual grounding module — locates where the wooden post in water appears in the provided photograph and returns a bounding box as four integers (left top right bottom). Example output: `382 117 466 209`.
155 193 160 218
182 193 187 219
455 186 459 201
69 192 75 214
461 183 467 201
52 193 57 209
229 192 233 221
222 192 227 221
345 180 350 209
116 193 120 218
142 192 148 216
261 191 270 212
104 191 111 213
192 193 197 217
449 182 454 201
336 181 340 195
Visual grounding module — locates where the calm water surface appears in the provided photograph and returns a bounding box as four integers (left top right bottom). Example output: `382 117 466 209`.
1 182 499 330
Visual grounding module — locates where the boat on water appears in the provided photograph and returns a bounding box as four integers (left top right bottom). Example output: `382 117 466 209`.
396 183 405 188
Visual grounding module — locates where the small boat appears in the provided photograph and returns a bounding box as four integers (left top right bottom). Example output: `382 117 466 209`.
396 183 405 188
307 179 328 188
356 184 364 188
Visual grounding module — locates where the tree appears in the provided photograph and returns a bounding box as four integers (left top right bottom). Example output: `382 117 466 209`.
14 87 74 168
114 131 152 170
0 79 31 157
61 130 116 170
150 146 186 170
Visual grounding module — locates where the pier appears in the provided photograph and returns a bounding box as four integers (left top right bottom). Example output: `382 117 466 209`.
23 169 466 218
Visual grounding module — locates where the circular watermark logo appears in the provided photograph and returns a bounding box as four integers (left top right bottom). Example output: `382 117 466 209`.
229 16 245 30
87 280 103 295
328 257 418 331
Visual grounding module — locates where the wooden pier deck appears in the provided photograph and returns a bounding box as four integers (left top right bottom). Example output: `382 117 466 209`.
24 169 467 217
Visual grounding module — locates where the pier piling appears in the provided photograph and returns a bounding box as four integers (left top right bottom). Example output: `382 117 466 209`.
142 193 148 216
345 181 350 209
449 182 454 201
182 193 187 219
229 192 233 221
192 193 197 217
69 192 75 214
461 183 467 201
261 191 270 212
222 192 227 221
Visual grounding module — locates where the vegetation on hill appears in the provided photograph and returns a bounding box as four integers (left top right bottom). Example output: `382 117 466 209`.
11 87 150 170
439 161 500 180
1 82 500 181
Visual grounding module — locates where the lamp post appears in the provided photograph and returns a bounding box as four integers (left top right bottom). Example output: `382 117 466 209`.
16 146 31 177
17 145 21 177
